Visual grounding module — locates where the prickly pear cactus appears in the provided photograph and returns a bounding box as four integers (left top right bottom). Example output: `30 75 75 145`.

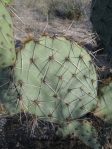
96 81 112 122
2 35 98 123
58 120 101 149
0 1 16 68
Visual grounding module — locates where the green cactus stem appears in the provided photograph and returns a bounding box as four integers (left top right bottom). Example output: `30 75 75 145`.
58 120 101 149
96 81 112 122
1 35 98 123
0 1 16 68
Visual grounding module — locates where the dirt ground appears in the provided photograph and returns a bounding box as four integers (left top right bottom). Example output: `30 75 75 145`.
11 0 93 44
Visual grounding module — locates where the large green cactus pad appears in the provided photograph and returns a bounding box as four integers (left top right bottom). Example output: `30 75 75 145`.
0 1 16 68
2 36 98 123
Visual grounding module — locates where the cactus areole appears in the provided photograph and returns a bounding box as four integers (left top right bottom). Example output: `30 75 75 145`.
2 36 98 123
0 1 16 68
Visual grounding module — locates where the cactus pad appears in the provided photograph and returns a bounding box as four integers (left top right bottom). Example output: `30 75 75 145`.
59 120 101 148
96 82 112 122
0 1 16 68
2 36 97 123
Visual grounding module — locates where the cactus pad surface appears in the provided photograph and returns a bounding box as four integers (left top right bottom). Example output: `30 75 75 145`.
97 82 112 122
0 1 16 68
2 36 98 123
59 120 101 148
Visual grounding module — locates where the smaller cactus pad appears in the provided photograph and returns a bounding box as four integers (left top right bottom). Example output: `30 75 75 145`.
0 1 16 68
96 82 112 122
58 120 101 149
